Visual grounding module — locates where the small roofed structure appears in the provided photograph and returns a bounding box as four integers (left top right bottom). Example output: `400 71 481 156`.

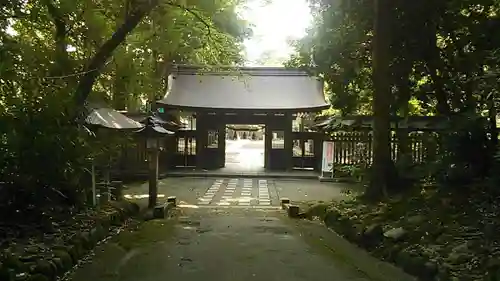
84 106 144 206
121 111 182 131
136 116 175 137
86 107 144 130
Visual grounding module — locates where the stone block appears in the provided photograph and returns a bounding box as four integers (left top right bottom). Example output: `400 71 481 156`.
280 198 290 208
282 203 290 211
167 196 177 206
153 205 166 219
287 205 300 218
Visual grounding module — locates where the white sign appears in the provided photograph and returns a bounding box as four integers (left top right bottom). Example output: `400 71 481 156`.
321 141 334 172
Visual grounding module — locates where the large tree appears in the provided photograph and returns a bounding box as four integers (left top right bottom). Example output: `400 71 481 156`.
0 0 251 212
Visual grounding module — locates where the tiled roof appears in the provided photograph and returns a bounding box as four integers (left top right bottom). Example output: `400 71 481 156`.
157 66 328 111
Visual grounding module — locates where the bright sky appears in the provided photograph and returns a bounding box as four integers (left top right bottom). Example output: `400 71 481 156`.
240 0 312 66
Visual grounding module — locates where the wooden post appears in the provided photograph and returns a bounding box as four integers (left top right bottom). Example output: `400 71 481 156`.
148 148 159 208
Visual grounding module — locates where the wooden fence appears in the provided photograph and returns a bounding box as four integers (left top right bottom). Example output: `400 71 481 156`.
329 131 440 165
112 131 442 175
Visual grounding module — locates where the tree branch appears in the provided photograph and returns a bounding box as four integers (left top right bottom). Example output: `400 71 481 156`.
72 0 215 120
73 0 160 116
164 2 212 47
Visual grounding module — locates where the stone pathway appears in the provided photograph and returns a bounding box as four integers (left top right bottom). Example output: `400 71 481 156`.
124 177 353 209
71 178 415 281
196 178 279 208
68 208 381 281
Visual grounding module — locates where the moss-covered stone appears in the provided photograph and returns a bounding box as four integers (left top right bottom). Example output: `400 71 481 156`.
98 214 112 228
77 232 92 249
53 250 73 271
323 209 341 227
395 249 413 270
32 260 54 280
344 223 364 243
90 223 107 243
2 253 27 272
384 227 407 241
386 243 404 262
69 233 84 249
0 262 14 281
421 261 438 279
50 258 64 274
336 215 354 235
305 203 329 220
362 224 384 248
27 273 50 281
65 245 80 264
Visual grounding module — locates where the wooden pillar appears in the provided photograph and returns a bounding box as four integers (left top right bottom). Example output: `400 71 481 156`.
284 113 294 171
314 133 324 172
266 113 293 171
196 111 206 170
217 118 226 168
264 118 272 169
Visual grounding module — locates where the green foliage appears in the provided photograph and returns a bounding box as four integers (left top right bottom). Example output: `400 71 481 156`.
0 0 251 219
290 0 500 116
289 0 500 193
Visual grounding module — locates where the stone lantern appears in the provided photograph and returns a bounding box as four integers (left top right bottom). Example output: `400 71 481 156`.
136 116 173 208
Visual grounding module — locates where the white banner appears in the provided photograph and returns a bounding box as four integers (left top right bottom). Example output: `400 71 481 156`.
321 141 334 172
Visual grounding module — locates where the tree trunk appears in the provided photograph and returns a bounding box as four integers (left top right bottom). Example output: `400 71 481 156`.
396 60 412 160
73 0 159 116
422 1 450 116
148 148 159 208
367 0 392 200
488 93 497 176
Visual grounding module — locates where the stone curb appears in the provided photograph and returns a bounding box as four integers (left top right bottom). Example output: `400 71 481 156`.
0 200 140 281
